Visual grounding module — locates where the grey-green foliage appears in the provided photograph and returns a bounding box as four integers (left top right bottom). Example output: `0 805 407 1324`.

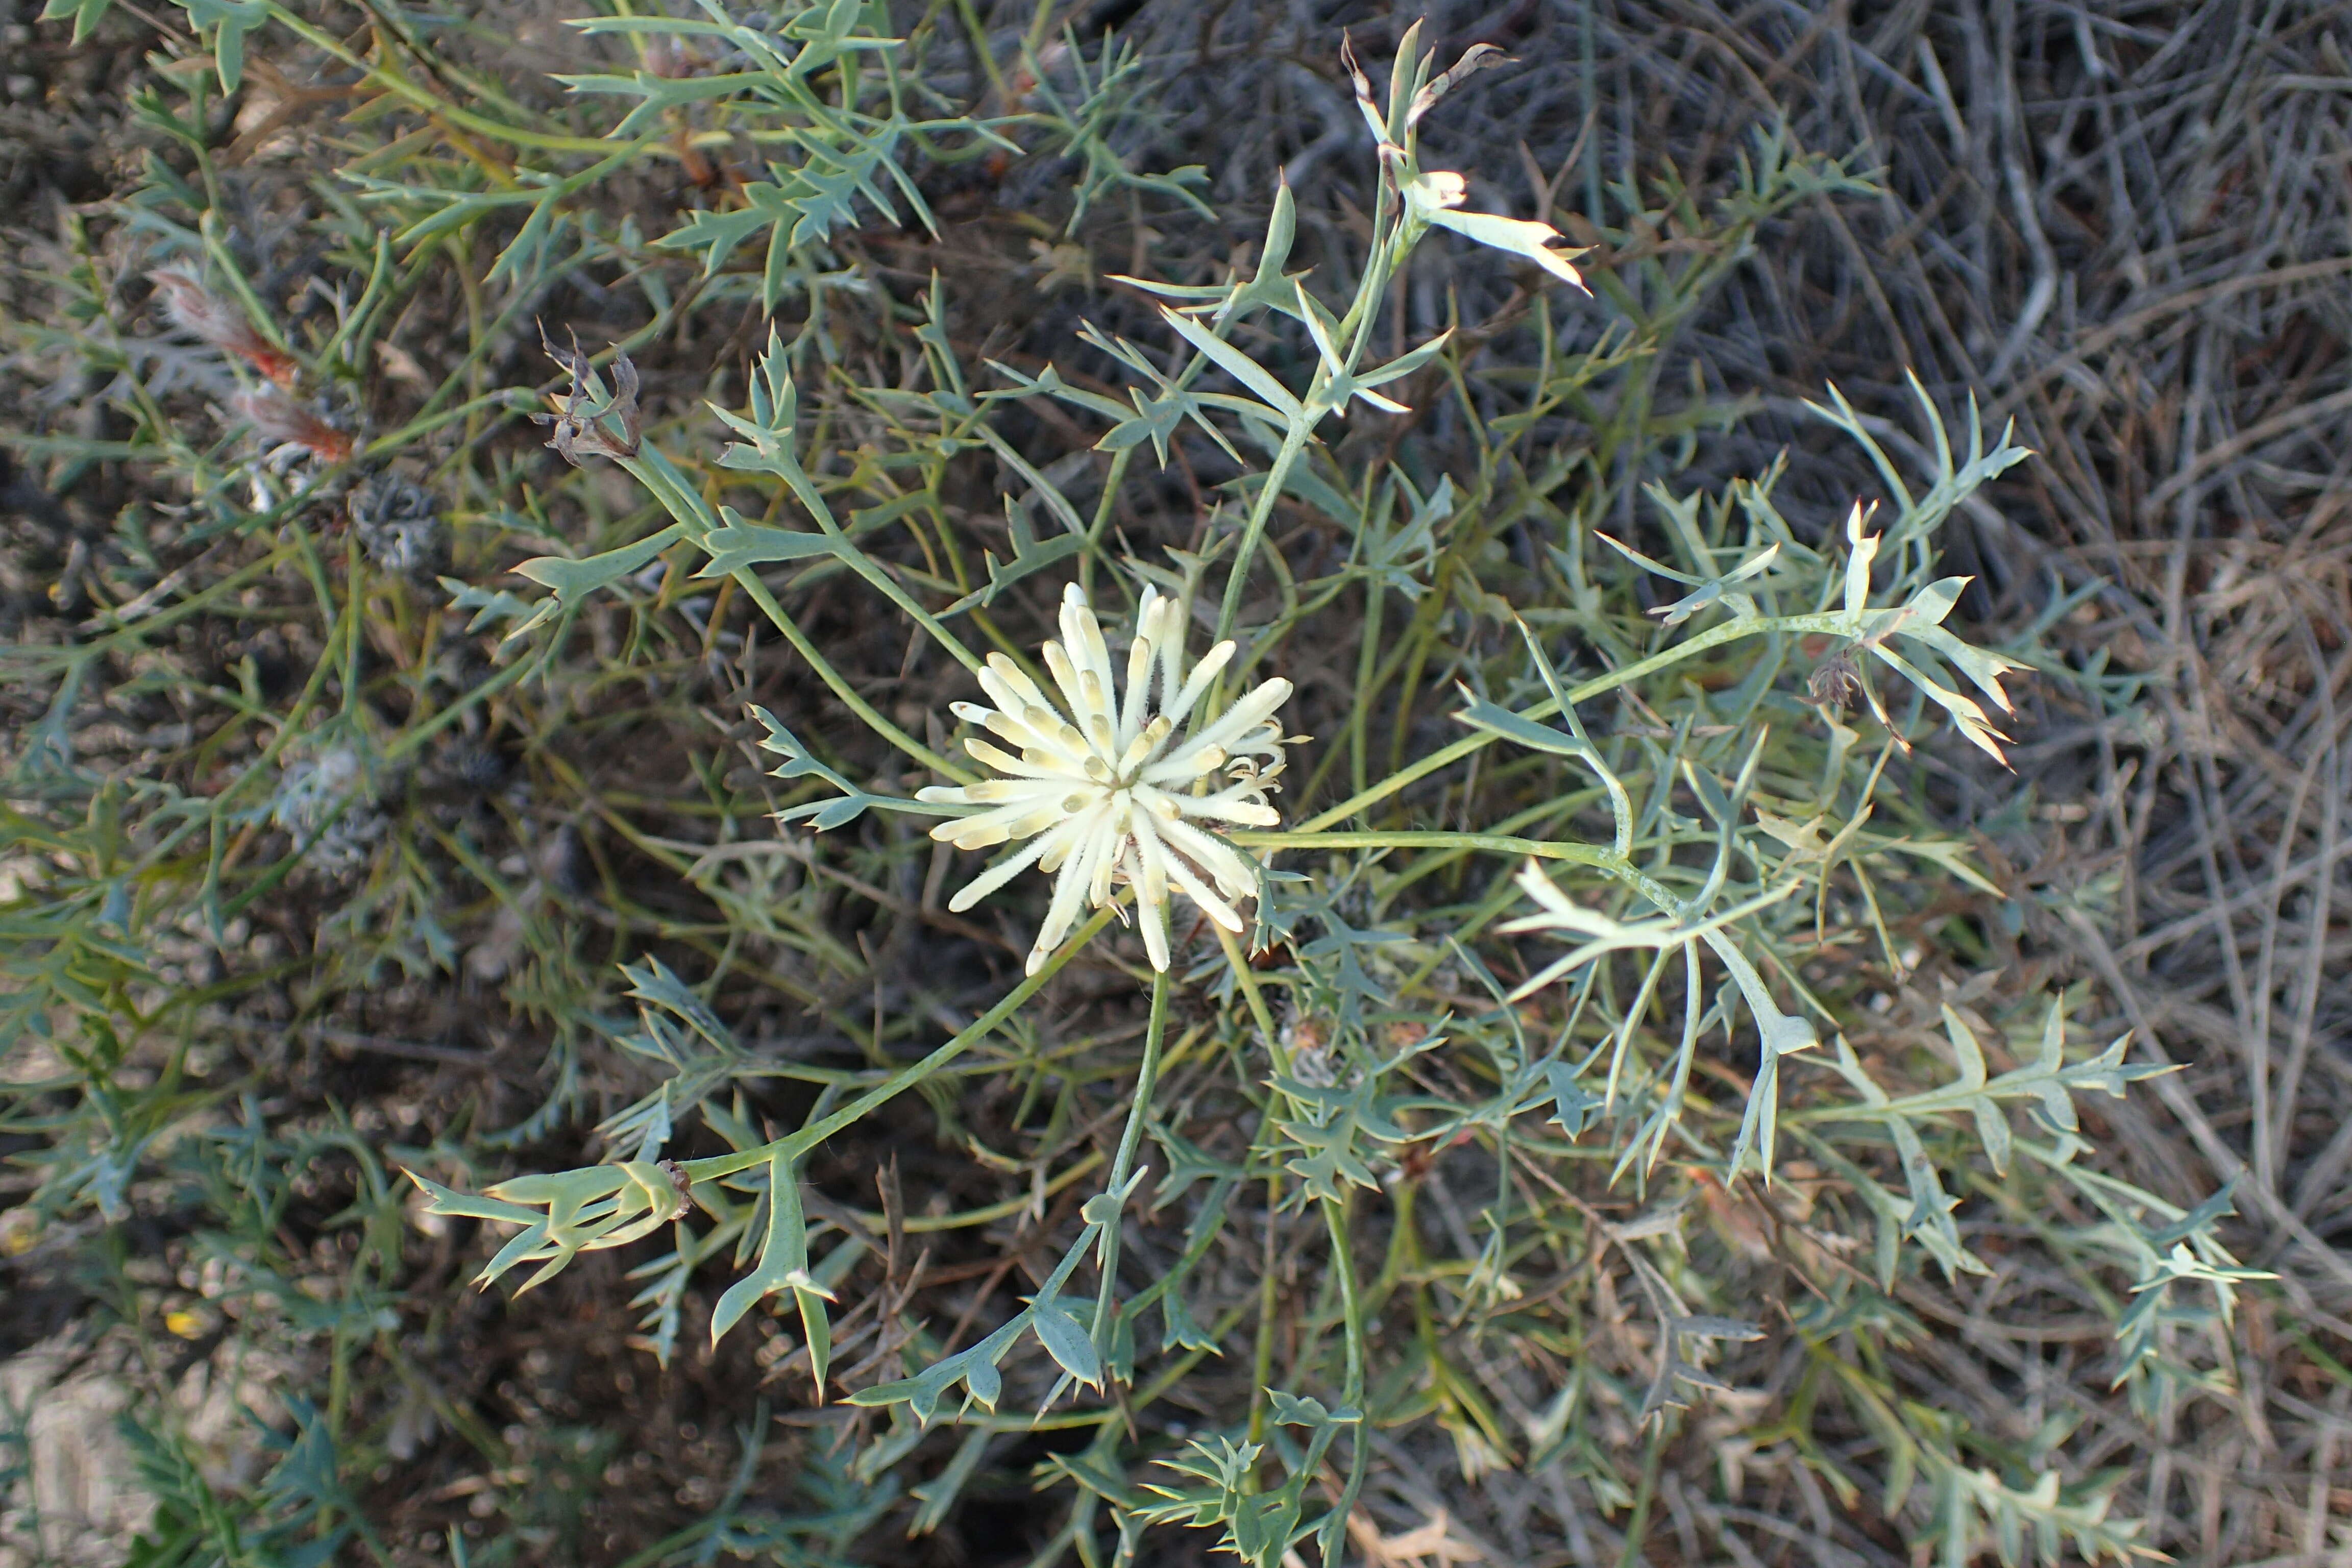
4 7 2273 1566
124 1396 374 1568
395 22 2268 1566
557 0 1202 311
1130 1392 1360 1567
1800 1001 2170 1281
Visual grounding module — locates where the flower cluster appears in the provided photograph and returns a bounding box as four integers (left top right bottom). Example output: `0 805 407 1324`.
149 266 353 464
920 583 1292 974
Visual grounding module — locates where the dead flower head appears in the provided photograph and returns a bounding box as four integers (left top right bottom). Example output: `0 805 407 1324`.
1808 645 1863 710
233 386 353 464
532 327 642 467
150 267 298 386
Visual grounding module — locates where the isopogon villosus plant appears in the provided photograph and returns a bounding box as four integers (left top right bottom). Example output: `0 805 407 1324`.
366 19 2234 1568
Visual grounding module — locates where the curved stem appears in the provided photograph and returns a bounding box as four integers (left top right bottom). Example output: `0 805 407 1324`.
1296 610 1854 832
1317 1193 1371 1565
611 450 976 769
1092 971 1169 1363
1214 420 1313 650
1231 828 1625 868
729 570 974 783
267 6 676 157
678 906 1114 1184
826 542 983 675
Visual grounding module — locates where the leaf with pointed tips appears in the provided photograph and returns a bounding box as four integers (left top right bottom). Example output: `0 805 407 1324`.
710 1150 827 1346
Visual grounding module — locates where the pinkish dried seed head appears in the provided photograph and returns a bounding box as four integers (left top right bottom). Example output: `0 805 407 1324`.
234 387 353 463
151 267 297 385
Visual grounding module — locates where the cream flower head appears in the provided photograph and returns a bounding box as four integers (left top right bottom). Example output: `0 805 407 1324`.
919 582 1292 975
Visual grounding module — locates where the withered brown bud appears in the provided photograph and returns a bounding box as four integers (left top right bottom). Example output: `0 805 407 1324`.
1809 646 1862 710
152 267 298 385
233 386 353 463
530 326 643 466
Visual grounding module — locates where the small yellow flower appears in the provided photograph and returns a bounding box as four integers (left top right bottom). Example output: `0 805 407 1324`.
920 583 1292 974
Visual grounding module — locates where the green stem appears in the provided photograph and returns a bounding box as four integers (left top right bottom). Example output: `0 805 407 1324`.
1617 1418 1670 1568
1322 1197 1365 1402
618 443 720 534
361 390 527 458
266 5 677 157
1231 829 1624 868
1348 579 1385 802
1216 924 1282 1065
1214 419 1313 650
633 442 961 756
678 907 1114 1184
1092 971 1169 1361
728 570 974 783
1105 973 1169 1208
723 422 983 673
1317 1193 1371 1566
1245 1164 1283 1452
1296 610 1855 832
383 631 556 762
839 552 983 675
950 0 1014 111
1076 445 1132 600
